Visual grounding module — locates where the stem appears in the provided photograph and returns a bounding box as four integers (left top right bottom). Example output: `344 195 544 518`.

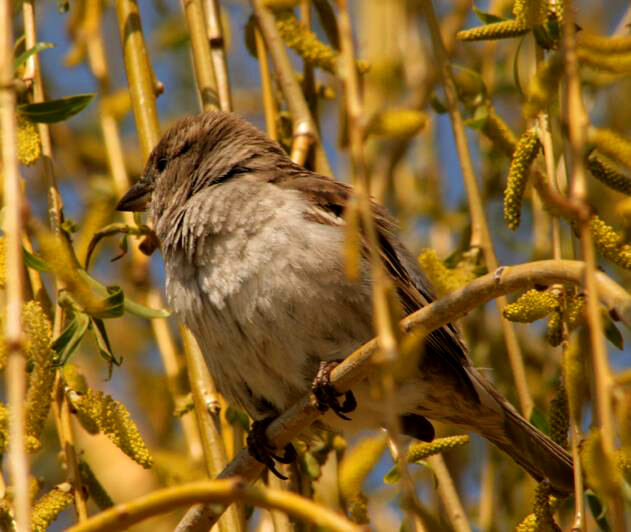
66 479 361 532
114 0 160 158
251 0 331 174
0 1 29 529
203 0 233 111
23 0 89 521
175 259 630 531
182 0 219 111
427 455 471 532
254 26 279 140
421 0 533 418
562 1 623 528
180 326 243 532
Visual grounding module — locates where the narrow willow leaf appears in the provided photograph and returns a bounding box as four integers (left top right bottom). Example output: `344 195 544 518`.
77 269 170 319
51 312 91 365
90 318 121 372
586 490 611 532
14 42 54 69
529 407 550 435
90 286 125 319
18 94 95 123
603 313 624 350
472 5 507 24
22 246 51 272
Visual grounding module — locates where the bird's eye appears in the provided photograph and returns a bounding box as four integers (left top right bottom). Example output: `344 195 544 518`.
156 158 168 172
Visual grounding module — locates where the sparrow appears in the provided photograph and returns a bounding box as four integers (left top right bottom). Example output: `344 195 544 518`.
117 111 573 492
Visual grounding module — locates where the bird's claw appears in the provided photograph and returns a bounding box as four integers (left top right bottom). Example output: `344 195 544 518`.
312 360 357 420
247 417 296 480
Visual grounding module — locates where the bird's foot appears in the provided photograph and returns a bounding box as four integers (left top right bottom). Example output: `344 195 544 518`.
247 416 296 480
312 360 357 420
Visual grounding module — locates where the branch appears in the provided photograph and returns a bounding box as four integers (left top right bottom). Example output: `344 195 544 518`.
66 479 361 532
175 259 631 531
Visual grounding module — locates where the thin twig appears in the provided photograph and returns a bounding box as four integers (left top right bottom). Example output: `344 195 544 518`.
175 259 630 531
23 0 89 521
251 0 331 173
562 2 623 528
66 479 362 532
182 0 219 111
0 2 30 529
254 26 279 140
203 0 233 111
421 0 533 418
427 455 471 532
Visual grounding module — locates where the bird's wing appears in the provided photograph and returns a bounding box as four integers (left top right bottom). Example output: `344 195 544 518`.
274 174 478 401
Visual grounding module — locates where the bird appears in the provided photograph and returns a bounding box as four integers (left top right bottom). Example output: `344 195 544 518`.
117 110 574 492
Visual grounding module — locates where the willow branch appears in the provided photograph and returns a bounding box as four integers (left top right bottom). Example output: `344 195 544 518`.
254 26 278 140
421 0 533 418
251 0 331 173
66 479 361 532
182 0 219 111
562 1 623 529
203 0 232 111
427 455 471 532
0 3 29 529
175 259 631 532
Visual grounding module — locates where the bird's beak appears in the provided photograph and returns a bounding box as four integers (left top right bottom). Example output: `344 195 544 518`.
117 179 152 212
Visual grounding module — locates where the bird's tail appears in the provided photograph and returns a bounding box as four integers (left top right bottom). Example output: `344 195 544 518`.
469 370 574 494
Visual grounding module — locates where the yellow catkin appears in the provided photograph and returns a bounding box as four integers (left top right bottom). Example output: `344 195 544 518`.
275 10 338 74
0 500 14 532
37 229 107 316
587 154 631 195
78 460 114 510
578 48 631 74
457 20 530 42
589 127 631 170
513 0 546 28
579 32 631 53
582 429 620 496
31 484 74 532
0 236 5 288
482 103 517 156
516 484 562 531
503 289 559 323
418 249 475 297
23 301 55 453
367 110 427 138
0 403 8 455
615 449 631 477
71 389 153 468
546 310 563 347
564 292 585 331
562 333 587 425
504 128 542 230
589 215 631 269
524 53 564 119
16 116 41 166
617 391 631 448
407 435 470 463
0 315 5 371
339 433 387 523
549 382 569 449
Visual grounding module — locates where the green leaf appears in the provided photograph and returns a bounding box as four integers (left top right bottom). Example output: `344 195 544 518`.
14 42 54 70
464 105 489 130
90 318 121 375
603 314 624 350
301 452 321 480
22 246 51 272
529 407 550 435
226 406 250 431
90 286 125 319
52 312 91 365
586 490 611 532
472 5 507 24
430 94 448 114
76 269 170 319
384 464 401 485
512 36 527 98
18 94 95 123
